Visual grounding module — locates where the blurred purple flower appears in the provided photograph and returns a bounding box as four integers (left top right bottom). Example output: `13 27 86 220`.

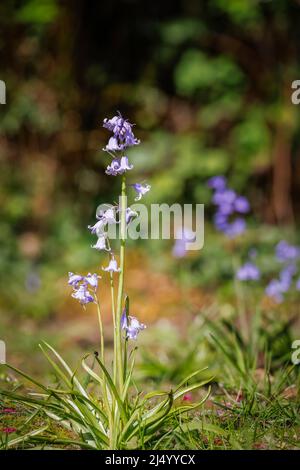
131 183 151 201
234 196 250 214
224 218 246 238
265 279 284 303
278 264 296 292
236 262 260 281
208 176 250 239
296 278 300 291
172 240 186 258
207 175 227 191
213 212 229 231
212 189 236 207
172 227 196 258
276 241 300 263
265 262 298 303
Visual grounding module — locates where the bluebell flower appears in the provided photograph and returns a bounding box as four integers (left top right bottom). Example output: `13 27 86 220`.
68 272 99 305
278 264 296 292
172 240 187 258
88 219 106 236
85 273 99 289
212 189 236 207
296 278 300 291
105 157 123 176
236 262 260 281
265 260 298 303
104 136 124 152
276 241 300 263
106 156 133 176
88 208 117 236
172 228 195 258
92 235 109 251
72 285 95 305
131 183 151 201
103 114 140 151
207 175 227 191
213 212 229 231
68 272 83 288
265 279 284 303
125 207 138 225
121 312 146 340
208 176 250 238
102 256 121 273
234 196 250 214
102 207 118 225
224 218 246 238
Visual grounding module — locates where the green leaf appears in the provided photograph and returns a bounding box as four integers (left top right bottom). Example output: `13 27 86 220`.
94 355 128 423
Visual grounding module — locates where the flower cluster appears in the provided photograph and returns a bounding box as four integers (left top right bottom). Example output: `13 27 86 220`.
208 175 250 238
265 241 300 303
103 113 140 152
68 272 99 304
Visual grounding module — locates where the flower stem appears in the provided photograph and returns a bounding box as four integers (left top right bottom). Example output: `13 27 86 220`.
95 293 105 363
110 272 117 384
116 174 127 392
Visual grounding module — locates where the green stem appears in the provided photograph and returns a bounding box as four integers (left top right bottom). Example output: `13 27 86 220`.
110 272 117 385
232 255 248 341
106 240 117 385
95 293 105 363
116 174 127 393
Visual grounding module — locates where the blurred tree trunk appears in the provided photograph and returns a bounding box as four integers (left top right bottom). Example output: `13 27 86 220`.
271 97 294 225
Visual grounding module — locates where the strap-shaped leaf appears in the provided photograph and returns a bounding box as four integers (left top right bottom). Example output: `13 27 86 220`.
1 426 48 449
94 355 128 423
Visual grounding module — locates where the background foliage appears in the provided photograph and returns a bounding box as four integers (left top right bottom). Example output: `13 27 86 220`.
0 0 300 319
